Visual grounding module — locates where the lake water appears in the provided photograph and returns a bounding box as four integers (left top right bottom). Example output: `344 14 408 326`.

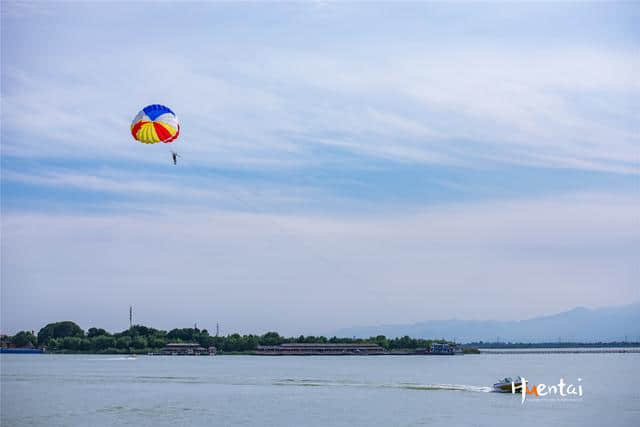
2 353 639 426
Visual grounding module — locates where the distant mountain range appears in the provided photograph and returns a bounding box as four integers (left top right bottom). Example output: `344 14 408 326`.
334 303 640 343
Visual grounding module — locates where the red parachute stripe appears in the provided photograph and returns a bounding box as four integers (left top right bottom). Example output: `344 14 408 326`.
162 125 180 143
131 121 148 139
153 122 172 142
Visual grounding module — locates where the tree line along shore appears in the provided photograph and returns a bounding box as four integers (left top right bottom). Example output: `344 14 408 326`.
1 321 477 354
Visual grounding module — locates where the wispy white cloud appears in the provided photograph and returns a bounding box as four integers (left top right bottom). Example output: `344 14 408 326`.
2 5 638 173
2 2 638 335
1 167 328 212
2 192 638 334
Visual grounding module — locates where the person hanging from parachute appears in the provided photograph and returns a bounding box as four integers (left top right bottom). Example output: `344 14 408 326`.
171 151 181 165
131 104 181 165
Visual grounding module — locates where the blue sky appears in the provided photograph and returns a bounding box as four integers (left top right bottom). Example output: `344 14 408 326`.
1 1 639 335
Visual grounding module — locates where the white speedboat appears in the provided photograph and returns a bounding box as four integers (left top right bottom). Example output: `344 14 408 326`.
493 376 523 393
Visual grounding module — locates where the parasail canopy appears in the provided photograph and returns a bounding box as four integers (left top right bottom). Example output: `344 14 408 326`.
131 104 180 144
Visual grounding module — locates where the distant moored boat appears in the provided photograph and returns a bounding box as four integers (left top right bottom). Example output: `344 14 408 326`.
1 348 45 354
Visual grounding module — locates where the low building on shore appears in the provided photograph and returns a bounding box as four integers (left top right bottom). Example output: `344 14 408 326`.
160 343 216 356
254 343 386 355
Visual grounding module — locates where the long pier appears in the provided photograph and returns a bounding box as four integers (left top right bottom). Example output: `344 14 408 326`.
479 348 640 354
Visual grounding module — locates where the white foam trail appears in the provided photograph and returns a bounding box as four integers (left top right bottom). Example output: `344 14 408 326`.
274 379 492 393
391 383 492 393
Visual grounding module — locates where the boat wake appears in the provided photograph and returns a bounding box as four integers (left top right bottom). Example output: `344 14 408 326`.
390 383 492 393
274 378 491 393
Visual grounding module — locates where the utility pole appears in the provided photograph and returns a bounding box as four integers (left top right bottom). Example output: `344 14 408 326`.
216 322 219 337
129 306 133 329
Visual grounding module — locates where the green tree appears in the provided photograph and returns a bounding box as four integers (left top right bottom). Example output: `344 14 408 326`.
130 325 157 337
11 331 37 347
260 332 283 346
87 328 109 338
93 335 116 350
167 328 200 342
38 321 84 346
373 335 389 349
132 337 147 349
116 336 132 350
389 335 417 349
197 330 214 348
224 333 242 352
61 336 82 351
242 335 259 351
148 337 167 349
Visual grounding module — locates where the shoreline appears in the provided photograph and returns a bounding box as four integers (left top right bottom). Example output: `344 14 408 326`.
4 347 640 356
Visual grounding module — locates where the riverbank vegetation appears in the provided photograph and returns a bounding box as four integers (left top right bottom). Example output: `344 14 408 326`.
2 321 458 354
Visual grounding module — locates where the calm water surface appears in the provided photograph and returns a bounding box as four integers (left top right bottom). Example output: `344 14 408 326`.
2 353 639 426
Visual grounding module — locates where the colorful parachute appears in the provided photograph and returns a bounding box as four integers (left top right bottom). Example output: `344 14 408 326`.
131 104 180 144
